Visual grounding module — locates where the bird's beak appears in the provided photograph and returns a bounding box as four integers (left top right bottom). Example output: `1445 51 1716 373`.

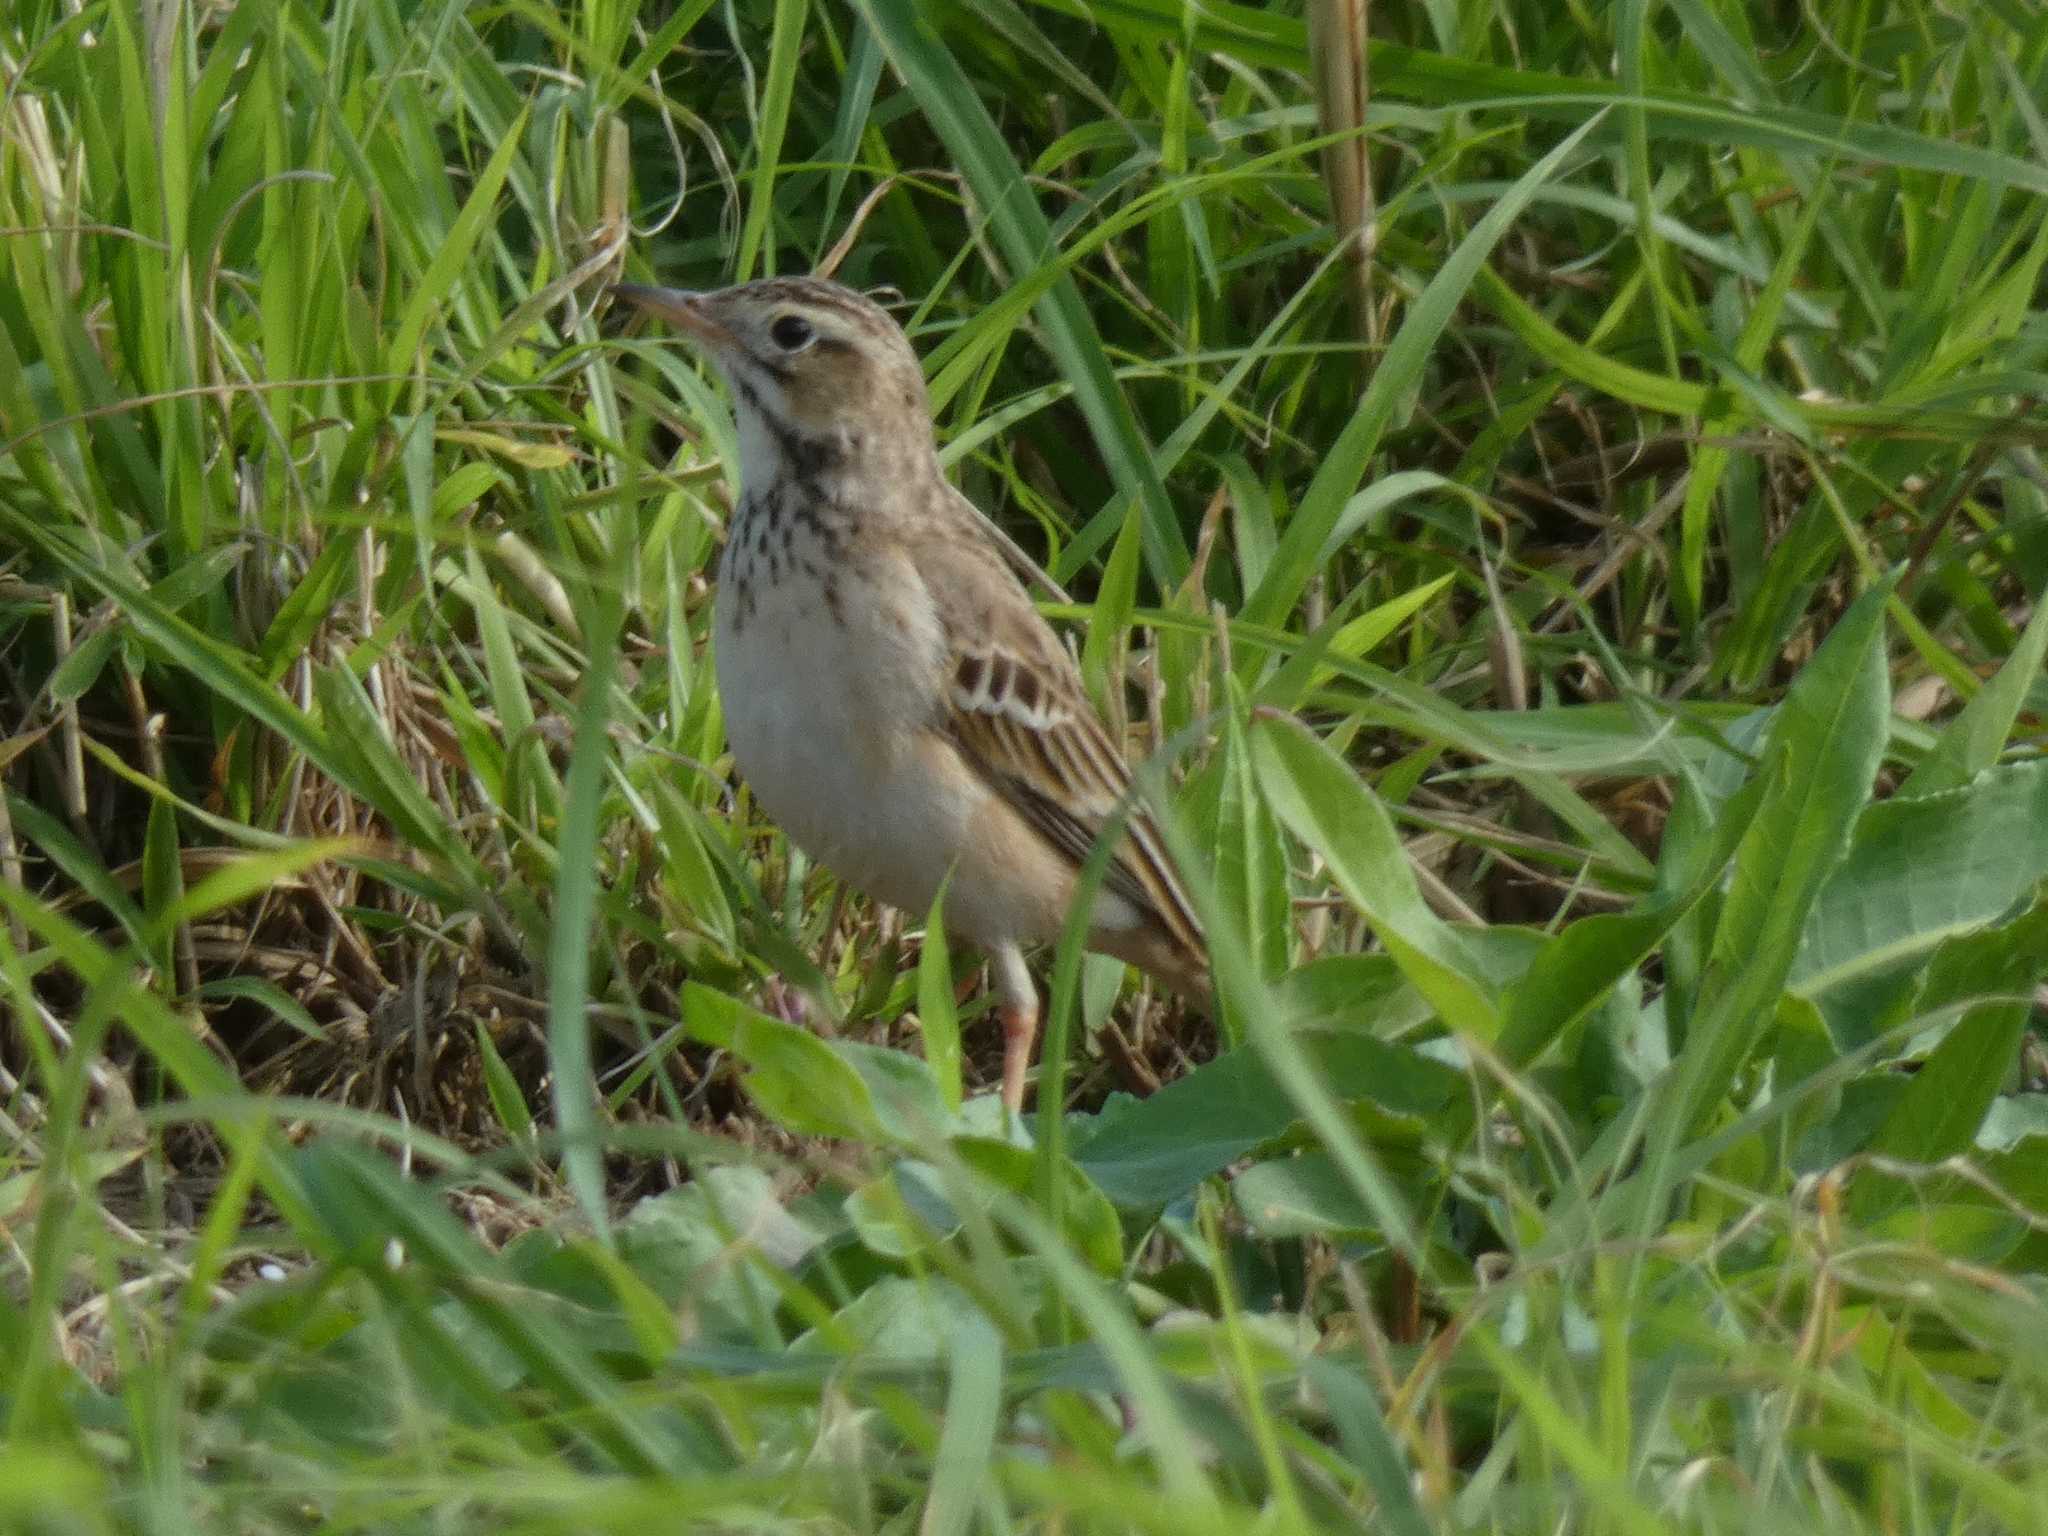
610 284 733 348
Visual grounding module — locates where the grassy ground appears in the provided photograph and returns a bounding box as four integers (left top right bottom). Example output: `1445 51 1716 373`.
3 0 2047 1529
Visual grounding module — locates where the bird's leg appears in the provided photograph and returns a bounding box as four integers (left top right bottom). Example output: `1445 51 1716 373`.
999 999 1038 1116
991 944 1039 1118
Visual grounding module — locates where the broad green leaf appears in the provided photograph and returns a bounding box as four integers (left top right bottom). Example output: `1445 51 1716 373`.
795 1275 995 1364
728 1011 888 1144
1252 716 1499 1038
621 1165 823 1335
1072 1033 1457 1209
1843 1305 1992 1441
1187 688 1291 1050
845 1165 954 1261
1498 774 1762 1071
1663 579 1894 1138
958 1137 1123 1276
1870 1000 2028 1166
1234 1151 1406 1239
837 1040 959 1143
1793 761 2048 1004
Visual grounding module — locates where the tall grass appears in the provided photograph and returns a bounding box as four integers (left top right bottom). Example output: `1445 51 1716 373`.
1 0 2045 1530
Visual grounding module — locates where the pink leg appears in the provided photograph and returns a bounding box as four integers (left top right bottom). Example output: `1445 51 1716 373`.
991 945 1039 1117
999 1001 1038 1116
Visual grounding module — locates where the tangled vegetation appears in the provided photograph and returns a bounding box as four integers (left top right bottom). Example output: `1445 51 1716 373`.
1 0 2045 1530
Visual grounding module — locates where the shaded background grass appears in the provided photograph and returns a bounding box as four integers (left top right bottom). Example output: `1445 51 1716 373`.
1 0 2046 1529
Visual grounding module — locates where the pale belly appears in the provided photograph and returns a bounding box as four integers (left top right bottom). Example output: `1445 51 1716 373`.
713 556 981 924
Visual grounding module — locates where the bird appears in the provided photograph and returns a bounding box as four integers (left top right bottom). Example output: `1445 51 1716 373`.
611 274 1207 1115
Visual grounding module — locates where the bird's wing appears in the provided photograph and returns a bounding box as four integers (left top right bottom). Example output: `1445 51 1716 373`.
925 526 1204 966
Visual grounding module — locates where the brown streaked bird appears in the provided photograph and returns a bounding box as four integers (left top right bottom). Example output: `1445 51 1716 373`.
612 275 1206 1114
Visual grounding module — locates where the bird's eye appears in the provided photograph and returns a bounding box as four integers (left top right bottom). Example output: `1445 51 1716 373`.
769 314 815 351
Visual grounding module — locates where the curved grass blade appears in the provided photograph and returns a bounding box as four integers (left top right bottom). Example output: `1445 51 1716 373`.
856 0 1191 589
1242 110 1604 632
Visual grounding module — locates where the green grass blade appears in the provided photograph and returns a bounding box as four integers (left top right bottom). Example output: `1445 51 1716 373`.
1241 110 1604 632
857 0 1192 590
735 0 807 279
547 551 626 1238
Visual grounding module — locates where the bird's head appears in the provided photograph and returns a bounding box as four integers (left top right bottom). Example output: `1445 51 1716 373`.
612 276 931 484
